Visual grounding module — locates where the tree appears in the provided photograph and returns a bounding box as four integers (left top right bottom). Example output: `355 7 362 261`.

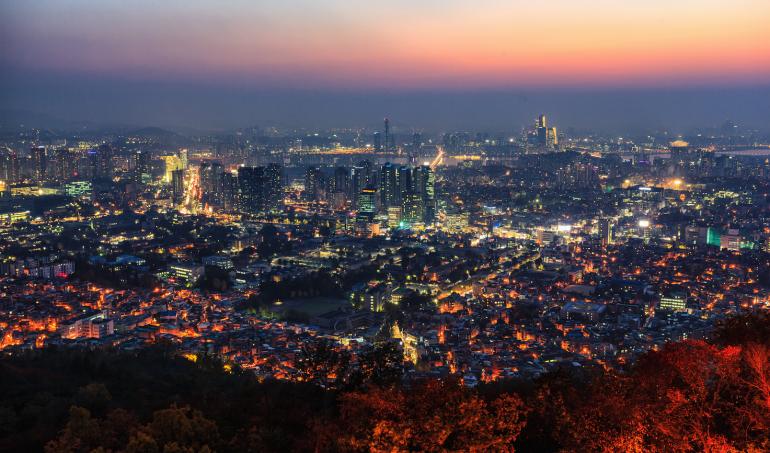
297 339 352 389
144 405 221 452
74 383 112 415
335 378 527 452
714 312 770 347
353 342 404 388
45 406 102 453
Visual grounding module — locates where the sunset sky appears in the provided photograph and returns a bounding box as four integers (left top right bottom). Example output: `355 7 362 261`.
1 0 769 130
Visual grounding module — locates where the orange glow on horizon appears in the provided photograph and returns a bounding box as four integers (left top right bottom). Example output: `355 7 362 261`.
3 0 769 88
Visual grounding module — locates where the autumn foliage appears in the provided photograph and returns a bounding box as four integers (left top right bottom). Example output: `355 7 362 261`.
542 341 770 452
1 314 769 452
333 379 525 452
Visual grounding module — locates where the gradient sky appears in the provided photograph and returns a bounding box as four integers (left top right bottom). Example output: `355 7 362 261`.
2 0 770 131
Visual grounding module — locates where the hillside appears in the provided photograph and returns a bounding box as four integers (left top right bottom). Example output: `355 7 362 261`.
1 313 768 452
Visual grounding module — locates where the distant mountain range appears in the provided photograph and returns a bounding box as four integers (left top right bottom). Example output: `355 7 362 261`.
0 109 197 142
0 108 135 132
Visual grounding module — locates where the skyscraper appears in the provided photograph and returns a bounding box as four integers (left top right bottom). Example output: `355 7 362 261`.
304 166 324 202
351 161 372 207
0 148 20 185
31 146 47 182
264 163 283 212
536 114 548 147
380 163 400 208
171 169 185 204
89 144 114 182
413 165 436 223
373 132 382 152
401 191 423 227
333 166 350 197
239 164 283 214
129 150 148 183
599 219 613 246
199 161 225 208
384 118 391 153
221 171 239 211
532 114 558 149
238 166 265 214
50 148 75 183
356 187 377 222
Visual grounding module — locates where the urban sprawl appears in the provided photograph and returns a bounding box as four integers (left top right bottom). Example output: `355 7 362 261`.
2 115 770 386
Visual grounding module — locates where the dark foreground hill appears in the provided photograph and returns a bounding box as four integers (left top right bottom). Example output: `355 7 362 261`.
1 313 769 452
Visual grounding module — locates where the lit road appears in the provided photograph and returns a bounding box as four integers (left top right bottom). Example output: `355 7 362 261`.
430 146 445 169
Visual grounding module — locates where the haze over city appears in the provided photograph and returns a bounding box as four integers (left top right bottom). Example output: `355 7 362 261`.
2 0 770 131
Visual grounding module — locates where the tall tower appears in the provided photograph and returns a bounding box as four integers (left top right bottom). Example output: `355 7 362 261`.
199 161 224 208
379 163 399 208
264 163 283 212
384 118 391 154
413 165 435 223
0 148 20 184
90 144 114 182
31 146 47 182
536 115 548 147
171 169 185 204
599 218 613 246
304 166 324 202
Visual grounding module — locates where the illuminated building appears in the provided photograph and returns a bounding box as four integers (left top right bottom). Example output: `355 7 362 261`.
537 115 548 146
401 191 423 227
169 263 204 285
380 163 400 208
202 255 234 270
531 114 558 149
239 164 283 214
200 161 225 208
413 165 435 223
0 210 30 225
64 181 92 198
659 295 687 312
706 227 721 247
89 144 114 181
598 218 613 246
58 312 114 339
536 229 556 244
719 229 741 251
31 146 47 182
443 212 469 230
304 166 324 202
384 118 392 153
356 187 377 222
161 155 184 183
332 166 350 201
171 169 185 204
0 148 20 184
264 164 283 212
351 161 372 206
129 150 149 183
50 148 75 183
221 171 239 211
387 206 402 229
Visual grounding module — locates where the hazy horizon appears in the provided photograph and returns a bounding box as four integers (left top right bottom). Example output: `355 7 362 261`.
2 0 770 134
2 70 769 135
